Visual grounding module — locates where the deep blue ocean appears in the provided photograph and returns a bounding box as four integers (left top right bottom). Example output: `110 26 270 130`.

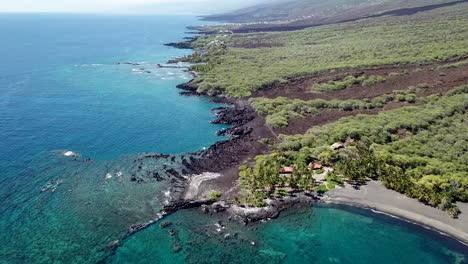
0 13 228 170
0 13 466 264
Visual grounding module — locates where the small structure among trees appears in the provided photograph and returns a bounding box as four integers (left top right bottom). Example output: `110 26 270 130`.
331 142 344 150
309 163 323 170
238 154 318 207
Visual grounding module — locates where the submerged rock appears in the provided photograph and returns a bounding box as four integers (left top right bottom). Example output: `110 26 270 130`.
108 240 120 248
172 243 182 253
168 229 176 236
160 222 172 228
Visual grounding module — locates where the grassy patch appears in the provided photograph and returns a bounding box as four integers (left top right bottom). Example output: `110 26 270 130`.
326 175 344 185
316 185 329 193
433 59 468 70
314 168 325 174
259 138 273 145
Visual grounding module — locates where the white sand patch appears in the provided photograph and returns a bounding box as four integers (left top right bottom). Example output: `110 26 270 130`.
184 172 221 200
230 204 266 214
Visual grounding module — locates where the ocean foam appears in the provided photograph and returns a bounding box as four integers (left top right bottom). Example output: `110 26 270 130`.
63 151 77 157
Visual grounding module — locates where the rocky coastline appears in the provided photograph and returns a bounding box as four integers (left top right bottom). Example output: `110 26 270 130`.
119 28 468 249
132 35 289 228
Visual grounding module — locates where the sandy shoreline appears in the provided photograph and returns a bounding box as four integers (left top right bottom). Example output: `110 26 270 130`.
322 181 468 245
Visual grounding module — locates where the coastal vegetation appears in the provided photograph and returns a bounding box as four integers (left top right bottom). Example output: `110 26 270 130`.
432 59 468 70
178 1 468 218
186 5 468 97
238 154 316 207
209 191 223 200
310 75 387 93
238 88 467 216
250 84 426 128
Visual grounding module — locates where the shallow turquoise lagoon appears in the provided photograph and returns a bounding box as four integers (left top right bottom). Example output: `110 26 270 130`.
108 204 468 264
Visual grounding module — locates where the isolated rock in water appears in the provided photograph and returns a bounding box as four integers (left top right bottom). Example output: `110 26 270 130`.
160 222 172 228
108 240 119 248
172 243 182 253
168 229 176 236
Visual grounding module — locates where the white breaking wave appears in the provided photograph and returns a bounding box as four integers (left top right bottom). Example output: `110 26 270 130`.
63 151 77 157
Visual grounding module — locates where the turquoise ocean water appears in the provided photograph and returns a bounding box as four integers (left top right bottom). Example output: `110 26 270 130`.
0 14 466 263
109 204 468 264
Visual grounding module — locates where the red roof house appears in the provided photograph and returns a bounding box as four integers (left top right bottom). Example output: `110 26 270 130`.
309 163 323 169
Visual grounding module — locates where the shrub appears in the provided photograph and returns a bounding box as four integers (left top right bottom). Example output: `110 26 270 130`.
314 168 325 174
395 94 407 102
417 83 430 89
388 72 402 77
405 94 417 103
447 206 461 218
266 112 289 128
362 75 386 86
326 174 344 185
316 185 329 193
276 188 289 197
311 75 386 93
259 138 273 145
209 191 222 200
